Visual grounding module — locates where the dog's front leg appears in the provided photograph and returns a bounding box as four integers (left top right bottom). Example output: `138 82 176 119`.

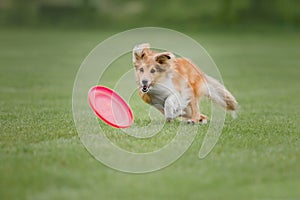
164 94 184 122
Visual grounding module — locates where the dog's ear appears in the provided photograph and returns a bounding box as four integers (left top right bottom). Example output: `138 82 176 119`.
132 43 150 62
155 52 175 65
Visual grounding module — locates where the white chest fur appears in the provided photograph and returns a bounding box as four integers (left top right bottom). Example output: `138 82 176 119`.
149 78 174 106
148 77 191 119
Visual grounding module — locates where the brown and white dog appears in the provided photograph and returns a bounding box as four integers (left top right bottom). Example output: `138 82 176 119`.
132 43 238 124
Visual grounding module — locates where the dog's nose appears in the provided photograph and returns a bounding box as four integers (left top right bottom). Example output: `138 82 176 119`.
142 80 148 85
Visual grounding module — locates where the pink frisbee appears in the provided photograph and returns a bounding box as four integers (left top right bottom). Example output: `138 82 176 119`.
88 86 134 128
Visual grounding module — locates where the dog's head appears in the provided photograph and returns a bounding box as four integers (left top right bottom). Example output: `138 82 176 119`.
132 43 175 93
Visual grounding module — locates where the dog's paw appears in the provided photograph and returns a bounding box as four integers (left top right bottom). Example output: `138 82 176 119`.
166 118 173 123
199 118 208 124
199 114 208 125
187 119 195 125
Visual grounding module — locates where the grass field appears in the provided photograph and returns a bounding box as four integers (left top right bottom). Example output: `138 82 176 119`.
0 28 299 200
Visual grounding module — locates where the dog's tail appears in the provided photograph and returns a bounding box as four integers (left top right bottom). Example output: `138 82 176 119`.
203 75 238 118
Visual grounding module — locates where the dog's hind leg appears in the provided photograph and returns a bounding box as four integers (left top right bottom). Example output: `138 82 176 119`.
186 97 208 124
189 97 200 123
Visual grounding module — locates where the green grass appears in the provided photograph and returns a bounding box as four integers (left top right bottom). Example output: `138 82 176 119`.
0 28 299 200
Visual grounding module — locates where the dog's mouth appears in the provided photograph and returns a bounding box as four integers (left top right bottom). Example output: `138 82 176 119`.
141 85 150 93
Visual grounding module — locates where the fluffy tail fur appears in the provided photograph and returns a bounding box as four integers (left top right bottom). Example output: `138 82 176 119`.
204 75 238 117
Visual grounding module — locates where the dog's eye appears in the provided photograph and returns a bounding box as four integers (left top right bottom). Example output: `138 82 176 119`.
139 68 144 73
150 69 156 73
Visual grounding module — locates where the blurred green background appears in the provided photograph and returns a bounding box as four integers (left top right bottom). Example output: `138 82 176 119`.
1 1 300 200
0 0 300 30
